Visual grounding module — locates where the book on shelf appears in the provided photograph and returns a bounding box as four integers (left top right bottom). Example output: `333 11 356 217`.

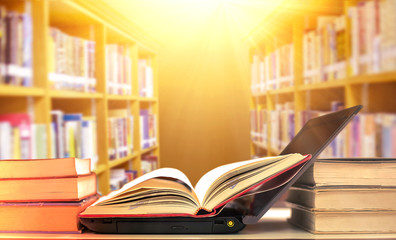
138 59 154 97
48 27 96 92
0 172 96 201
106 44 132 95
0 157 90 179
108 109 134 160
141 154 158 174
0 6 33 87
51 110 98 170
296 158 396 187
0 194 98 233
79 153 310 217
140 109 156 149
110 168 137 191
0 113 47 160
287 185 396 211
289 204 396 234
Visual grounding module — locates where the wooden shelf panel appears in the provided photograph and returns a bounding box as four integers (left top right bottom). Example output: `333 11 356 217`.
0 85 44 97
93 164 107 175
109 153 139 169
107 95 137 101
140 145 158 155
298 80 347 91
139 97 158 103
267 86 295 95
349 71 396 85
49 90 103 99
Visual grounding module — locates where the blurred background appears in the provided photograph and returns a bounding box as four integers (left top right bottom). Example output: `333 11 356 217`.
0 0 395 194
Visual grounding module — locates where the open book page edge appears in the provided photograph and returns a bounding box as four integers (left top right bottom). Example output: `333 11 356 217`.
91 168 193 206
79 155 311 219
194 155 292 203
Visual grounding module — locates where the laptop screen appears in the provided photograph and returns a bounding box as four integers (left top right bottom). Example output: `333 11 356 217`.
224 105 362 224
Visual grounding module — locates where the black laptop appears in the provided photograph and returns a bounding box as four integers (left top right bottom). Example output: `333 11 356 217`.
80 105 362 234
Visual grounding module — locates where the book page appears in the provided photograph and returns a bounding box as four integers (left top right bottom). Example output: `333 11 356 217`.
194 155 286 204
93 168 193 205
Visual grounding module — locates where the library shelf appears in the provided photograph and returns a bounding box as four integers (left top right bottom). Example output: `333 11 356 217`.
0 0 160 195
0 85 45 97
109 153 139 169
49 90 103 99
247 0 396 159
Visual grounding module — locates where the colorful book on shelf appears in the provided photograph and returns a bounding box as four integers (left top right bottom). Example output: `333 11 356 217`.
0 194 98 233
108 109 134 160
0 113 31 159
79 153 310 218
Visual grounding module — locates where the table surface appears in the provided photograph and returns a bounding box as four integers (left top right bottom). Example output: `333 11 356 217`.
0 209 395 240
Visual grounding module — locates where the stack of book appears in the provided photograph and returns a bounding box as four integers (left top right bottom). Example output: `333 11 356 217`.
48 27 96 92
0 5 32 86
140 109 156 150
0 157 97 233
107 109 134 161
0 113 47 160
287 158 396 233
106 44 132 95
138 59 154 97
51 110 98 170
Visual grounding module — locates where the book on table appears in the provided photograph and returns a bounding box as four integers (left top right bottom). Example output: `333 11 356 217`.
80 153 310 217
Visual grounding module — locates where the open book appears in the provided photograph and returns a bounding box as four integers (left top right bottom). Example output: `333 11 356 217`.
80 153 310 217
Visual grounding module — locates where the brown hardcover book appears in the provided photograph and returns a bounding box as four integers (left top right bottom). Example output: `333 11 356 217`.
0 157 91 179
0 194 98 233
0 173 96 201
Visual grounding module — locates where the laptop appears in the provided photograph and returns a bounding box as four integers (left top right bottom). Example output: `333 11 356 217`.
80 105 362 234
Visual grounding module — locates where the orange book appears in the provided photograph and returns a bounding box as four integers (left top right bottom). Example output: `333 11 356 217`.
0 157 91 179
0 173 96 201
0 195 98 233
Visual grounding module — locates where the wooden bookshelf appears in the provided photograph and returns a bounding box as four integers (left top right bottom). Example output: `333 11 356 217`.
0 0 160 195
247 0 396 158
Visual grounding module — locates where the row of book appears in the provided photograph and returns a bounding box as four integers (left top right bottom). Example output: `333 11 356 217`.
106 44 132 95
287 158 396 233
0 157 97 233
110 168 137 191
140 109 157 149
48 27 96 92
251 101 396 158
108 109 134 161
250 44 294 94
51 111 98 170
0 6 33 86
0 113 46 160
138 59 154 97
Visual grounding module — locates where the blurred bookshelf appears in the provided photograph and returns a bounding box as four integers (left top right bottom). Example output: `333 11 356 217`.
0 0 160 195
247 0 396 159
